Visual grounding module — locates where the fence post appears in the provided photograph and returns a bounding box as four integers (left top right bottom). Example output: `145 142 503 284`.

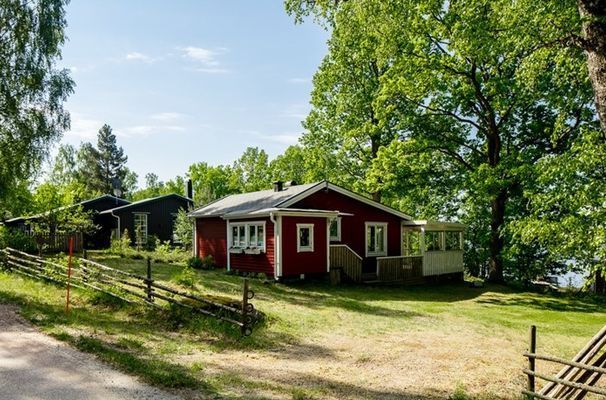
241 279 250 335
146 258 153 303
528 325 537 394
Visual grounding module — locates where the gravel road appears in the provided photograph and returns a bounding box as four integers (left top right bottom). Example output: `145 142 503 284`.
0 303 183 400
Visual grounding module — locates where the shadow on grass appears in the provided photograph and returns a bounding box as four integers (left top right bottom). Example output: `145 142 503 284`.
206 362 491 400
475 290 606 313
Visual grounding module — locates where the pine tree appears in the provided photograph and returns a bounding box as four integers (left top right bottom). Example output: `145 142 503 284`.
95 124 128 194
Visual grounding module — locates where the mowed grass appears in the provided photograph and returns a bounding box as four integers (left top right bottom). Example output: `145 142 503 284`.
0 253 605 400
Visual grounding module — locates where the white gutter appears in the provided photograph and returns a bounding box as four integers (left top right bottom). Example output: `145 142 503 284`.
110 210 121 239
269 212 280 280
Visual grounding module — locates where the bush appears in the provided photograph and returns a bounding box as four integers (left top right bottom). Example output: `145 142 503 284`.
145 235 158 251
173 268 197 288
0 227 37 253
187 256 203 270
200 255 215 270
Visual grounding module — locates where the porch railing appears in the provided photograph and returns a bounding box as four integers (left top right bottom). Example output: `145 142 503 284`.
376 256 423 282
329 245 363 283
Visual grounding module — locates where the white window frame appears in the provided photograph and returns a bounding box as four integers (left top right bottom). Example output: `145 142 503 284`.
228 221 266 252
365 222 388 257
297 223 314 252
329 217 341 241
133 213 148 245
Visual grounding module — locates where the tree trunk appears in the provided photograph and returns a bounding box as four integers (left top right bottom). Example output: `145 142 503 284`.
579 0 606 137
487 188 507 283
370 133 382 202
595 268 606 295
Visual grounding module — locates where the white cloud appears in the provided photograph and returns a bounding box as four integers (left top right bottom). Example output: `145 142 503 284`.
150 112 186 121
179 46 229 73
121 124 187 137
65 113 103 140
288 77 310 84
282 103 310 120
125 52 155 63
69 66 79 73
256 132 301 145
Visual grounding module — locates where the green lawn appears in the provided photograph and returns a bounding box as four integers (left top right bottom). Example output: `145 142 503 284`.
0 253 604 399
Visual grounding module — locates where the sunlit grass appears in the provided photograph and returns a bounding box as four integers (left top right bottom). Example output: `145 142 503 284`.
1 256 605 399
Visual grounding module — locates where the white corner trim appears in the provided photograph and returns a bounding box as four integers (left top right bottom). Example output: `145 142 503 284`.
225 219 231 271
296 223 314 252
326 219 330 272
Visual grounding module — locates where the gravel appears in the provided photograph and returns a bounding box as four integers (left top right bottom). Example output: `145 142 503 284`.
0 303 183 400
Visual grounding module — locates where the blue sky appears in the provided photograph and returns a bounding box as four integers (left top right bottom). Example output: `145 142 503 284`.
59 1 327 185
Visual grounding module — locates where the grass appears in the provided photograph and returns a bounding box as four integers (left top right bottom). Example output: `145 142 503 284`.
1 252 605 399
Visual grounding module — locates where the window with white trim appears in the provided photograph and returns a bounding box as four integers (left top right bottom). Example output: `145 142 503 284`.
229 222 265 250
133 213 148 245
366 222 387 256
297 224 314 252
329 217 341 241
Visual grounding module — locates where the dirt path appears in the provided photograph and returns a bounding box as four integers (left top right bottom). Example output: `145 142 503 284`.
0 304 183 400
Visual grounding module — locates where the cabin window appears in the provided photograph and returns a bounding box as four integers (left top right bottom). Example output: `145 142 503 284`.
366 222 387 256
133 213 148 245
445 231 462 250
229 221 265 251
425 231 443 251
329 217 341 241
403 230 422 256
297 224 314 252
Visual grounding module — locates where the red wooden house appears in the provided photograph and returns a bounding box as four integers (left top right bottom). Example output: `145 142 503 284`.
190 181 465 284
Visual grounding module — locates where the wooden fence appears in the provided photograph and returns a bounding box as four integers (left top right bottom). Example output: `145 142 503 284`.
1 247 258 336
376 256 423 283
523 325 606 399
32 232 83 253
329 245 363 283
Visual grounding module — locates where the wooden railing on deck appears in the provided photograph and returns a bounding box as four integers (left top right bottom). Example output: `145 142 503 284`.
329 245 362 283
376 256 423 282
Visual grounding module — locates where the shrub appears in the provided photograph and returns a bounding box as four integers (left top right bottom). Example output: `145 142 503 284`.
187 256 203 270
0 227 37 253
200 255 215 270
145 235 158 251
173 268 197 288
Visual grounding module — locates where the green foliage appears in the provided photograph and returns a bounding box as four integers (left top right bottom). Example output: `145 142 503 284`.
0 0 74 211
0 227 37 253
510 128 606 285
173 208 193 250
173 267 198 288
287 0 596 282
187 256 204 270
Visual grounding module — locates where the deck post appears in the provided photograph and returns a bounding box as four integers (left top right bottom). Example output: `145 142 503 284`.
528 325 537 394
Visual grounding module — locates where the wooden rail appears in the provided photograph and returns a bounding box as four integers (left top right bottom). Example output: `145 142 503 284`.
524 325 606 399
376 256 423 283
1 247 259 335
329 245 362 283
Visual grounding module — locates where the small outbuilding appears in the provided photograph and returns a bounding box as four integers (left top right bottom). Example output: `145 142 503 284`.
97 194 193 247
190 181 465 284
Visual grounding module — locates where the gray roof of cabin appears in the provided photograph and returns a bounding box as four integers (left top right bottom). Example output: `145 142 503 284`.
189 182 321 217
99 193 192 214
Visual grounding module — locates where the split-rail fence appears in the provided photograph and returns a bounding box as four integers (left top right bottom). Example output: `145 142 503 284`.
523 325 606 399
0 247 258 336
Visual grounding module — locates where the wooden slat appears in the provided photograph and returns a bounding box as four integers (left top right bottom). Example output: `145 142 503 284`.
524 353 606 375
523 369 606 397
329 245 362 283
376 256 423 283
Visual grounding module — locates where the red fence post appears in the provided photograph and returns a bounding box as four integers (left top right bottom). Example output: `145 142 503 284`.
65 236 73 313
